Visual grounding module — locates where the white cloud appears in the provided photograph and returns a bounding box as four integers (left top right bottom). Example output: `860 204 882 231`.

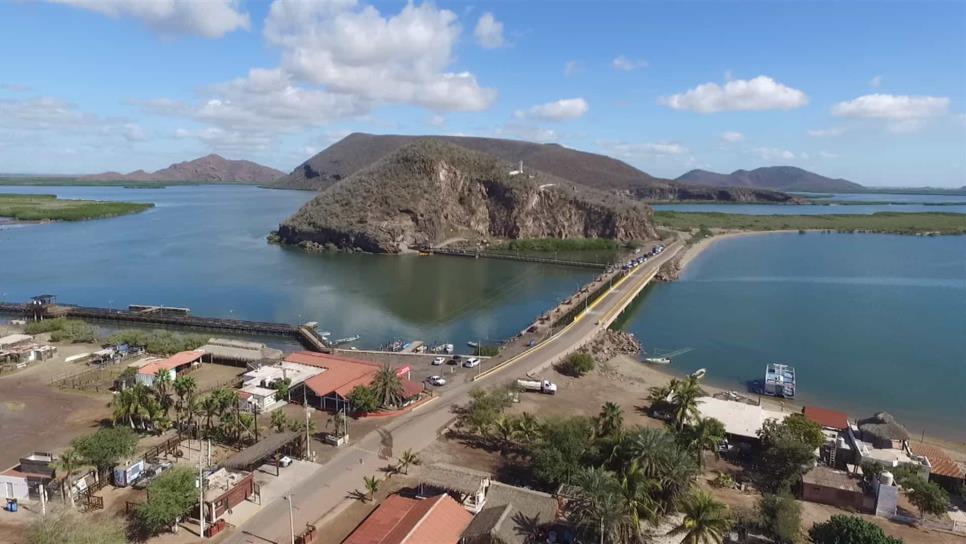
659 76 808 113
428 114 446 127
602 141 689 158
264 0 496 112
612 55 647 71
721 131 744 143
122 123 147 142
831 94 949 120
496 123 558 143
808 127 844 137
869 75 883 88
751 146 800 161
516 98 589 122
48 0 250 38
474 12 505 49
563 60 581 77
0 83 32 93
819 150 838 159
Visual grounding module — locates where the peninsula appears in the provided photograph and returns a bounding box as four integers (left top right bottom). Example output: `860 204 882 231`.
0 193 153 222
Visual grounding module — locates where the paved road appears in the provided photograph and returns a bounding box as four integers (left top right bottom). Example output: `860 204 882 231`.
226 242 682 544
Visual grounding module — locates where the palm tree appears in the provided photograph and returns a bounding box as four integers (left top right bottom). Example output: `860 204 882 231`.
493 415 517 452
153 370 174 418
596 402 624 439
201 395 221 438
396 449 421 475
616 427 676 478
683 417 726 467
370 365 404 409
669 492 731 544
272 378 292 402
55 448 83 508
111 388 135 428
173 375 197 433
514 412 541 445
670 376 705 431
271 410 289 433
363 475 380 502
568 466 642 544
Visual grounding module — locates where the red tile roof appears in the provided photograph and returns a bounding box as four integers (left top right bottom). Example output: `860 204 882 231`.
802 406 849 430
289 352 421 400
138 350 204 376
342 494 472 544
909 443 966 480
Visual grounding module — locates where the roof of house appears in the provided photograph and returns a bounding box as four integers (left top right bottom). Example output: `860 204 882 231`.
857 412 910 442
908 443 966 480
292 352 421 399
200 338 283 363
803 406 849 431
0 334 32 347
220 431 299 470
137 350 203 376
802 466 862 493
342 493 472 544
696 397 787 439
420 463 490 495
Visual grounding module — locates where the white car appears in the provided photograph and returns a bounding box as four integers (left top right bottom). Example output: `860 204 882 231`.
463 357 481 368
432 356 445 365
427 375 446 386
278 456 293 467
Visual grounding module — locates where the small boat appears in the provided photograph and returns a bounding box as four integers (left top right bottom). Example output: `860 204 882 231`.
333 335 360 346
444 344 454 354
644 357 672 365
467 341 479 348
690 368 707 379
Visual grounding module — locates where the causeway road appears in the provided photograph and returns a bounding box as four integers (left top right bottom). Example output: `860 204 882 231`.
226 241 682 544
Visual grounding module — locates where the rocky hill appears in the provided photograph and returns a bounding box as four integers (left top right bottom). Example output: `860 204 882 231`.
676 166 862 193
84 154 284 184
270 133 798 203
273 140 657 254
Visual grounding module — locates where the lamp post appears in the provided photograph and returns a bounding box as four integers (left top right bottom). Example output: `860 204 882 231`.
284 494 296 544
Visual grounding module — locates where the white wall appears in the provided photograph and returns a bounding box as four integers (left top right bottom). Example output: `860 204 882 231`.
0 475 29 500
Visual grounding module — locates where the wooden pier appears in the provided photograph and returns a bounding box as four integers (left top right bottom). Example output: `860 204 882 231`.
428 247 608 269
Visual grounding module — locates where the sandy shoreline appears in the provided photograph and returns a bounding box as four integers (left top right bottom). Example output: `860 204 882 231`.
647 230 966 460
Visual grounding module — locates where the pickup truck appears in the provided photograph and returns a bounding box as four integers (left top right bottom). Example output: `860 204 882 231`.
516 378 557 395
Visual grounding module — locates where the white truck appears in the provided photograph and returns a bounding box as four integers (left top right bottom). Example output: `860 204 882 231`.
516 378 557 395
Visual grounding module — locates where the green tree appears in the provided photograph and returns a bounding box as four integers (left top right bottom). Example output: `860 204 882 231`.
492 415 518 452
370 364 404 408
680 417 726 467
567 466 641 544
396 449 421 475
348 385 380 414
71 427 137 476
808 515 903 544
901 475 949 519
514 411 542 445
781 413 826 450
363 475 380 502
26 508 126 544
458 386 513 438
54 448 84 508
560 352 595 377
272 377 292 402
757 417 821 492
595 401 625 439
670 491 731 544
669 376 705 431
757 493 801 544
152 369 174 418
172 375 197 434
530 416 596 487
270 409 289 433
860 461 885 486
135 467 198 535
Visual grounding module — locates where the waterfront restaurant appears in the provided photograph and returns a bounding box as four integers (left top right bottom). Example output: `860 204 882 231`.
285 352 423 412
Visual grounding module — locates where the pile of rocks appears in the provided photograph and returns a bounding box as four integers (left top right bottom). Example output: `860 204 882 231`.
583 329 642 365
655 256 682 282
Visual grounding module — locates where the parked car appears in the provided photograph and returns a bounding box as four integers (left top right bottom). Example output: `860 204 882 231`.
427 375 446 386
449 355 462 365
463 357 481 368
278 456 293 467
432 356 445 366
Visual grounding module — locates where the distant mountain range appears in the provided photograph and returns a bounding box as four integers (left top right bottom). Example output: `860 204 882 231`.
83 154 284 184
270 133 798 203
676 166 863 193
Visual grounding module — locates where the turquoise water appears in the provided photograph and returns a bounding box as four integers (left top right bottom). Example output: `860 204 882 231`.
620 233 966 440
0 185 594 348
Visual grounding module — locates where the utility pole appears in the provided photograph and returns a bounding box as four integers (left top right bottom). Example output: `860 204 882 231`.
199 440 206 539
39 483 46 517
285 494 296 544
303 387 311 459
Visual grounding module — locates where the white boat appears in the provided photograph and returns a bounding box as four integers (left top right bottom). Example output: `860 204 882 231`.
690 368 707 379
467 341 479 348
644 357 672 365
333 335 360 346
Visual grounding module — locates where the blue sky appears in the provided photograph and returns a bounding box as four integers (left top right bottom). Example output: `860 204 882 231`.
1 1 964 187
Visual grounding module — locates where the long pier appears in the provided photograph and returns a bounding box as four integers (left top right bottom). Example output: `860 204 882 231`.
0 302 330 352
428 247 608 269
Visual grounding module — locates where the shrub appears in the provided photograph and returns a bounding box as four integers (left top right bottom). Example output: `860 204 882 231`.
809 515 902 544
347 385 379 414
757 493 801 544
107 329 207 355
49 320 97 343
559 352 595 377
135 468 198 536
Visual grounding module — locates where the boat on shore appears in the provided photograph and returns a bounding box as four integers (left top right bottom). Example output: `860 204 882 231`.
763 363 796 398
644 357 672 365
333 335 360 346
467 341 479 348
690 368 707 379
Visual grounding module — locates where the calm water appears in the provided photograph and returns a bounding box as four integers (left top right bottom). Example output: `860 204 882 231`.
652 201 966 214
620 233 966 440
795 192 966 204
0 185 594 348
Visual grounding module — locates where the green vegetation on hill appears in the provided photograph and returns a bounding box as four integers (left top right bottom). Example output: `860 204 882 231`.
106 329 208 355
493 238 639 252
654 211 966 235
24 318 97 343
0 193 152 221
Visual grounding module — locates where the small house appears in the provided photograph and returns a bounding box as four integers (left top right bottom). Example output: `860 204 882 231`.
801 466 870 512
342 493 472 544
136 350 204 387
202 468 254 523
0 452 56 501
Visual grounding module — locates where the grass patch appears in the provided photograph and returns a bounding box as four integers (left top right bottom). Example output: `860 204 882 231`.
654 211 966 235
24 318 97 343
106 329 208 356
0 193 152 221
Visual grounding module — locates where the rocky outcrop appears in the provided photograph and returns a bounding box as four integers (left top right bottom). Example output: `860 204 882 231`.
274 140 658 254
630 185 803 203
582 329 643 365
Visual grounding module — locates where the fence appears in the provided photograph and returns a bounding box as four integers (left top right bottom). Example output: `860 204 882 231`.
49 365 126 392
